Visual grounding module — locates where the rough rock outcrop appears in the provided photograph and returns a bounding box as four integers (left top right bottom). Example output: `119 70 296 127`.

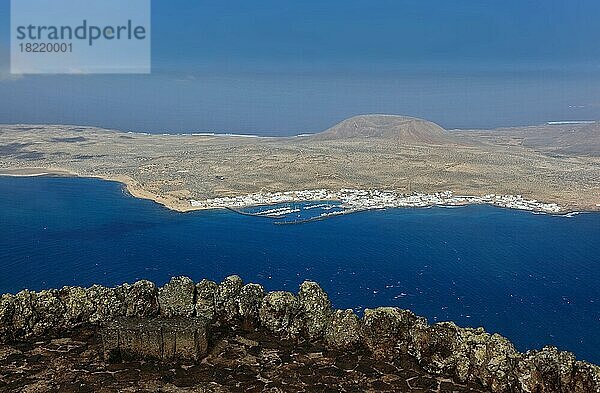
362 307 426 360
297 281 332 339
1 276 599 393
195 279 218 321
259 291 301 337
61 286 95 325
324 309 361 350
86 284 127 322
516 347 600 393
0 325 491 393
158 276 195 318
215 275 243 323
125 280 159 318
0 294 15 340
11 290 37 338
410 322 520 391
32 289 65 336
238 283 264 326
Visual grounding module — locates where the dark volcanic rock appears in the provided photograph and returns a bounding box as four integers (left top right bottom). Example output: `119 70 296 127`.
324 309 361 350
125 280 159 318
102 317 208 362
60 286 95 326
516 346 600 393
215 275 243 323
0 294 15 340
0 325 490 393
410 322 521 392
158 276 196 318
32 289 65 336
298 281 332 340
467 330 520 392
259 291 301 337
362 307 426 361
409 321 462 376
195 279 218 321
0 276 598 393
237 283 264 326
11 290 37 338
86 284 127 322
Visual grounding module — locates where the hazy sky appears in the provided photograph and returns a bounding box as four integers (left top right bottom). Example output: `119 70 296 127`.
1 0 600 134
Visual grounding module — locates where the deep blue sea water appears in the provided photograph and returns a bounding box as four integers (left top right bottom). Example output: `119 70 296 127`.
1 176 599 363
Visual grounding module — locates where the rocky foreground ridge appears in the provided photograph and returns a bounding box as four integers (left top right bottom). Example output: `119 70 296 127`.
0 276 599 393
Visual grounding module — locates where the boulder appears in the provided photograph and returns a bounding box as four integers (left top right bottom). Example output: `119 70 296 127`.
409 321 465 377
571 361 600 393
517 346 600 393
472 332 520 392
461 329 519 392
410 322 520 392
86 284 127 323
361 307 425 360
60 286 95 326
324 309 361 350
195 279 218 321
298 281 332 340
0 294 15 340
158 276 196 318
259 291 301 337
125 280 159 318
11 290 37 338
238 283 264 326
32 289 65 336
215 275 243 323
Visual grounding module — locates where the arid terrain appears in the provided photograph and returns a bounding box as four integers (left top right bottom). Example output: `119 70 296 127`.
0 325 489 393
0 115 599 212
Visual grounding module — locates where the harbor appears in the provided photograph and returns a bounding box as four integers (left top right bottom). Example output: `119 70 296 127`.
190 189 563 223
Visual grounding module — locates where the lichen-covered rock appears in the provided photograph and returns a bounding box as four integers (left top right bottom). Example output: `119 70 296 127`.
60 286 95 326
409 321 461 374
125 280 159 318
0 294 15 340
87 284 127 323
1 276 600 393
158 276 196 318
11 290 37 338
298 281 332 340
259 291 301 337
216 275 243 323
571 361 600 393
517 346 600 393
32 289 65 336
410 322 520 392
362 307 425 360
238 283 264 326
324 309 361 350
195 279 218 321
464 330 520 392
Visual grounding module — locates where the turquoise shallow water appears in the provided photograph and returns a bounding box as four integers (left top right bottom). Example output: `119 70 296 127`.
1 176 599 362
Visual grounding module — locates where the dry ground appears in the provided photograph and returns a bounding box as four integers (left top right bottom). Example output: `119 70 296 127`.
0 117 599 212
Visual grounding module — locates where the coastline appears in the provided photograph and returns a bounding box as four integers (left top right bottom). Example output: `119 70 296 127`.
0 167 202 213
0 166 597 216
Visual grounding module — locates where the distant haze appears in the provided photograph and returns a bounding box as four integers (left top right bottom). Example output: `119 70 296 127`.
1 1 600 135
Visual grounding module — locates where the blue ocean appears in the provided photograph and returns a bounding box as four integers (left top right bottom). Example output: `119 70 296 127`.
1 176 599 363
